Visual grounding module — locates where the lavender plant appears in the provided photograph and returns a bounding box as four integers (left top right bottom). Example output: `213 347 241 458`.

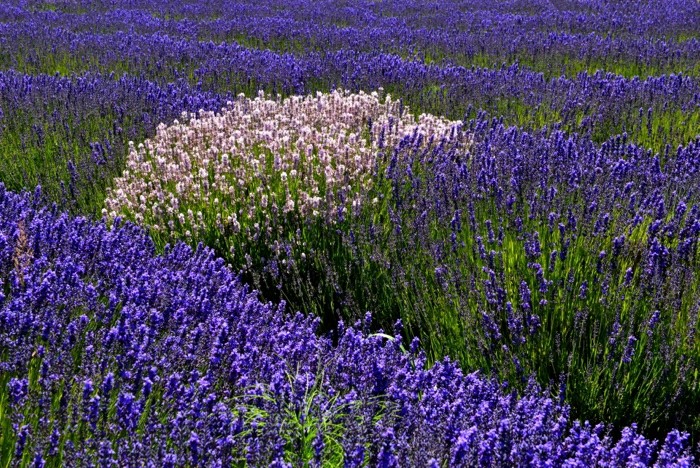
104 89 459 253
0 71 229 215
108 90 700 438
0 185 694 465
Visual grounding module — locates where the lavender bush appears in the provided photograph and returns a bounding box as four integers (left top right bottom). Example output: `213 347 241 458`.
0 70 229 215
107 89 700 439
0 185 694 466
103 89 459 251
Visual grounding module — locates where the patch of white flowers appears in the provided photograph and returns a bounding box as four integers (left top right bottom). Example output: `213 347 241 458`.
105 89 464 241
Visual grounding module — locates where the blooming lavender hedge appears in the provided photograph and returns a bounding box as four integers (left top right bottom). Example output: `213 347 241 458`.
104 89 459 246
0 184 694 465
106 90 700 440
4 0 700 78
0 70 230 215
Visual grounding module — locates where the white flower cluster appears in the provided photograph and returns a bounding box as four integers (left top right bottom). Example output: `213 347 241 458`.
104 89 463 241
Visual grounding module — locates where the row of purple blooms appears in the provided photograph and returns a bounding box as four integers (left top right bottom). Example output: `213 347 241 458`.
2 0 698 72
0 183 695 465
2 21 699 97
0 59 698 209
5 0 699 36
1 23 697 124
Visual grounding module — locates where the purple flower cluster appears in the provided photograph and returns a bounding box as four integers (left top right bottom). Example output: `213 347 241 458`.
0 70 229 213
0 19 698 140
0 184 693 465
3 0 699 75
362 116 700 435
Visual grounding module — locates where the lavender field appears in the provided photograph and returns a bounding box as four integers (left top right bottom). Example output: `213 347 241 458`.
0 1 699 466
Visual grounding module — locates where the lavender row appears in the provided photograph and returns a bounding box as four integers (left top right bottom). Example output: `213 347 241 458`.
362 118 700 435
0 27 698 151
106 87 700 437
0 70 231 214
0 184 694 466
2 0 699 78
7 0 699 37
3 21 698 107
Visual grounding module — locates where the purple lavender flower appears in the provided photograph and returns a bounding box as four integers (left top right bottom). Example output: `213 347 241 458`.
0 184 688 465
622 335 638 363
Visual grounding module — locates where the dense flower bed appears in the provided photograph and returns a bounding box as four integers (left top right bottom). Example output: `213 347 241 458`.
105 90 700 439
0 0 699 465
0 185 694 465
